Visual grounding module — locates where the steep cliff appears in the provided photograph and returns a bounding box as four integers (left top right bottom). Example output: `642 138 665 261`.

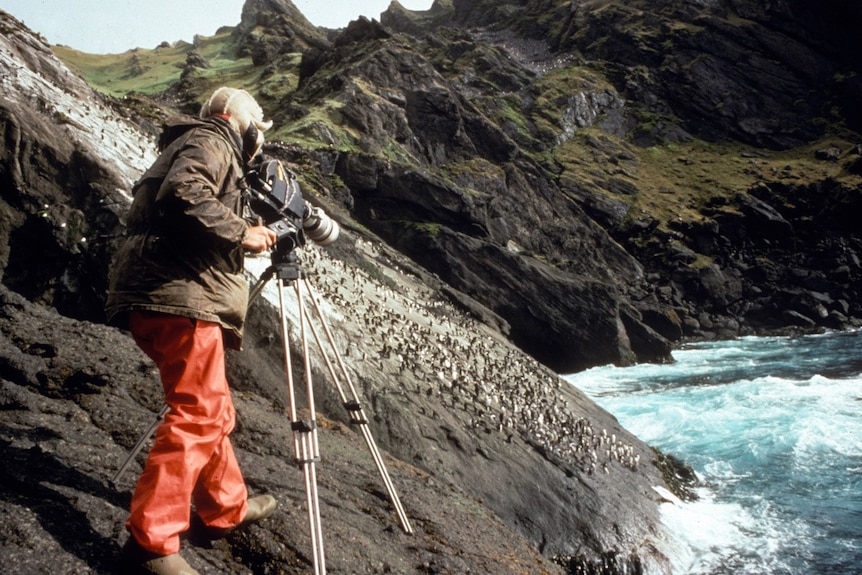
1 0 861 573
1 8 685 575
377 0 862 351
49 0 862 372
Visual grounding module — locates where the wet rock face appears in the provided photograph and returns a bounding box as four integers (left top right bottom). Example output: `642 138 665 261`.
0 285 571 575
1 15 155 323
0 16 681 572
0 100 129 322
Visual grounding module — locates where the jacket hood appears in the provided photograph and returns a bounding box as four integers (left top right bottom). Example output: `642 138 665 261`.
157 115 243 159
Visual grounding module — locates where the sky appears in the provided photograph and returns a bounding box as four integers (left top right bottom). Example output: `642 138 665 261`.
0 0 433 54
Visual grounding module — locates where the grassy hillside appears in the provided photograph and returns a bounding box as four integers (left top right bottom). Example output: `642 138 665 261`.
558 131 862 234
53 29 262 98
52 21 862 238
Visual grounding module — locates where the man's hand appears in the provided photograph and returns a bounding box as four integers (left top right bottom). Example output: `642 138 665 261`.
241 225 277 253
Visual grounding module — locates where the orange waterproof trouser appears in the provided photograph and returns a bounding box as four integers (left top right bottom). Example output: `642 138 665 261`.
127 311 248 555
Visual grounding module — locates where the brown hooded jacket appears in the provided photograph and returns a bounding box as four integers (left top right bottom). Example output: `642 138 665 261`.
105 115 252 349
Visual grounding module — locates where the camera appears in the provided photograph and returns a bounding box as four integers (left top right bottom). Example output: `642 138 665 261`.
244 158 339 253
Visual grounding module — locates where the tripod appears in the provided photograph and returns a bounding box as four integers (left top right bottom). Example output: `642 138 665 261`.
112 247 413 575
248 248 413 574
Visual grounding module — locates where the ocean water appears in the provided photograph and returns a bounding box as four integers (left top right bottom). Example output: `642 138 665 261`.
564 330 862 575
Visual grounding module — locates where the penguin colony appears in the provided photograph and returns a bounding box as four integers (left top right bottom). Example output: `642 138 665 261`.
294 238 643 477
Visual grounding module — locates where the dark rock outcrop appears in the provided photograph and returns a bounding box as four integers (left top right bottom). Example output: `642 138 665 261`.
377 0 862 342
0 10 685 574
298 27 667 372
435 0 862 148
2 0 862 571
233 0 330 64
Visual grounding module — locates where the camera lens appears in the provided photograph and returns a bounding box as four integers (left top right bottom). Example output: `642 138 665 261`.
303 207 340 246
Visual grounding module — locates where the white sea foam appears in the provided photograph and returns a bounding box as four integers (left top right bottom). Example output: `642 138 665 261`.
565 331 862 574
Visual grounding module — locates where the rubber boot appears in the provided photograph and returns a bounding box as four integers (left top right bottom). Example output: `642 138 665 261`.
188 494 278 545
243 494 278 525
120 537 200 575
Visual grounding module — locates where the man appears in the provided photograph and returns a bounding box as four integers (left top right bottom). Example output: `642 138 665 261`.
106 87 279 575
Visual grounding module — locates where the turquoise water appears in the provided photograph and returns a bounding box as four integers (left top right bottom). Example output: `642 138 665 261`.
564 330 862 575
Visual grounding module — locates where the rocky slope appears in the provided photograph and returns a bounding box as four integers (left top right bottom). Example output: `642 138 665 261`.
0 8 687 575
229 0 862 374
377 0 862 357
1 0 861 573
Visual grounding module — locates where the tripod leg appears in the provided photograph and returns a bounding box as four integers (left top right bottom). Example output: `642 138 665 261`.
110 404 170 490
299 432 325 575
278 279 327 574
248 264 276 306
301 277 414 535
